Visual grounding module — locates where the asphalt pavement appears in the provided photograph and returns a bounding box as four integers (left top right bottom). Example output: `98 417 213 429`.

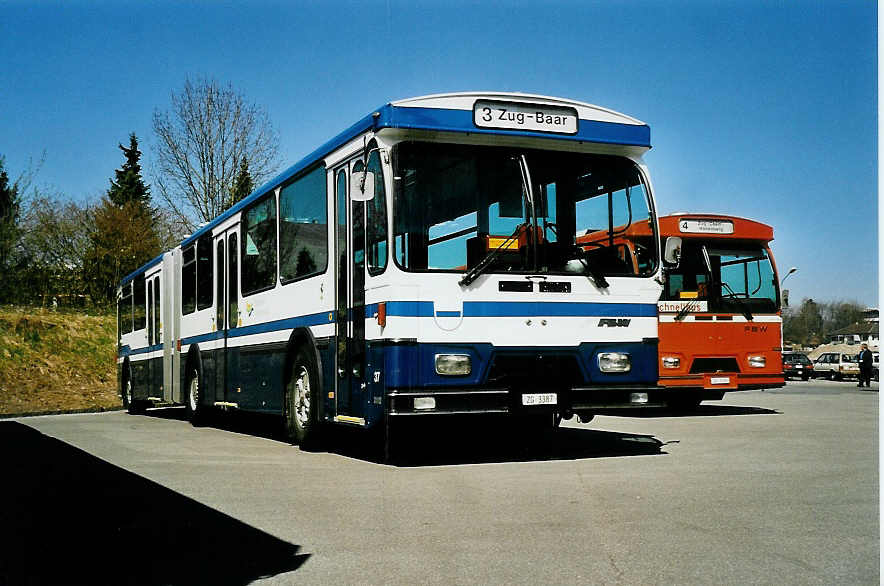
2 380 878 585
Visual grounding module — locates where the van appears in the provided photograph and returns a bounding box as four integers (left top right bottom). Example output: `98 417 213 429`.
813 352 860 380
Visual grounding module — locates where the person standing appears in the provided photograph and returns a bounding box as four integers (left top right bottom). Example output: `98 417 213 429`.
857 343 873 387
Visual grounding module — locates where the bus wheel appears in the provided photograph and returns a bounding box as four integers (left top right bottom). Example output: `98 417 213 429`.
122 375 134 413
285 348 321 450
186 368 205 425
124 375 146 414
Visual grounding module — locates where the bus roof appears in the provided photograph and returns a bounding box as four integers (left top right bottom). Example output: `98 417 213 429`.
173 92 651 251
120 252 164 287
659 213 774 242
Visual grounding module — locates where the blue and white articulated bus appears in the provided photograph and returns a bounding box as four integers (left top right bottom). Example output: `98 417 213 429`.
117 92 663 451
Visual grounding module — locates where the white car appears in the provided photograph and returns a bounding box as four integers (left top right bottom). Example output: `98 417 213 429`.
813 352 860 380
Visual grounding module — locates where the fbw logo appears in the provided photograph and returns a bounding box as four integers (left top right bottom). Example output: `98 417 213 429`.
744 325 768 333
598 318 631 327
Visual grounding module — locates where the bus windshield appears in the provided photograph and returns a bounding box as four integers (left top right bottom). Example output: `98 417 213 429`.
392 142 657 278
663 242 779 313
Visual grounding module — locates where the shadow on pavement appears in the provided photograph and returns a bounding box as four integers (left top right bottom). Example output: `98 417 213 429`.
138 408 668 467
0 421 309 586
142 406 289 443
598 404 781 418
325 417 668 467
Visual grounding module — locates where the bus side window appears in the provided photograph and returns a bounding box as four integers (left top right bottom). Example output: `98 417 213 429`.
366 149 388 275
133 274 146 331
241 193 278 295
153 277 160 343
196 235 213 310
119 283 133 336
280 165 328 282
182 245 196 315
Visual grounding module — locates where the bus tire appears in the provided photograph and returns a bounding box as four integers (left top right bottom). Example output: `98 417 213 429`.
122 371 134 413
285 347 322 450
123 370 146 414
185 367 206 425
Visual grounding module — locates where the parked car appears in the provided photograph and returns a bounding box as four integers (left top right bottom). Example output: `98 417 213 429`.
813 352 860 380
782 352 814 380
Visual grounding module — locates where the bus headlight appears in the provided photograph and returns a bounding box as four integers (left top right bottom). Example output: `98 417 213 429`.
748 355 766 368
662 356 680 369
599 352 631 373
435 354 471 376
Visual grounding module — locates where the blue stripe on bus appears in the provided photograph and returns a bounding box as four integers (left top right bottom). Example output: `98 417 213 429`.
179 310 333 348
435 310 462 318
462 301 656 318
174 301 655 350
118 343 163 357
366 300 656 319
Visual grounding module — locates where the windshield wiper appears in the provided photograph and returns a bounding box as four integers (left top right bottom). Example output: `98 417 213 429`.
573 250 609 289
675 302 693 321
720 282 753 321
459 223 526 287
459 154 537 288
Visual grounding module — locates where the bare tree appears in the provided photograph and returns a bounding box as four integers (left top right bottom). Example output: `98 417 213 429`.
152 77 280 232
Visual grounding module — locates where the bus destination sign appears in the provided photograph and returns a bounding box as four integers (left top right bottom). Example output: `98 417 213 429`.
473 100 578 135
678 218 734 235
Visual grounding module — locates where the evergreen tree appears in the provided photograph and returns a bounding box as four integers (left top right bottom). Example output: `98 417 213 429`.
229 158 254 208
107 133 150 207
82 135 161 305
0 157 21 283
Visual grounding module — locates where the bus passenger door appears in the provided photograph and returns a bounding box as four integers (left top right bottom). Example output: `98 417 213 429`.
214 228 240 406
334 165 366 422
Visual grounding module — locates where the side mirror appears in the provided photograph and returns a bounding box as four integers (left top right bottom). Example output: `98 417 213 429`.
782 289 790 308
663 236 682 265
350 170 375 202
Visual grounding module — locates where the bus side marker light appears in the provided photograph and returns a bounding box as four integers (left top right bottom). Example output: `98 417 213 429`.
599 352 631 373
435 354 471 376
662 356 680 369
377 302 386 327
748 355 766 368
414 397 436 410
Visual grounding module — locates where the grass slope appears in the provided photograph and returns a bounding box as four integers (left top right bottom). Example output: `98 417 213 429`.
0 307 120 415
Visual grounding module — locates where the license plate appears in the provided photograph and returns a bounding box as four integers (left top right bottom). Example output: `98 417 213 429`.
522 393 557 406
710 376 731 385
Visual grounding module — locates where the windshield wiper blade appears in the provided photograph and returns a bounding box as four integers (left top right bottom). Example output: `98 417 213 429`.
675 302 693 321
459 224 524 287
574 252 609 289
721 282 753 320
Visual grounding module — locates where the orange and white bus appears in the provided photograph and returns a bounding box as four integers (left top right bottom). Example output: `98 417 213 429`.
577 213 785 408
655 214 784 407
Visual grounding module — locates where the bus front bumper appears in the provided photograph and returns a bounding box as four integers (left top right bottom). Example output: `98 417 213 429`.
387 385 666 416
658 372 784 392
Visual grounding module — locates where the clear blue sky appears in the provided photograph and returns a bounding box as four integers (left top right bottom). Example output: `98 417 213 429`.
1 0 877 306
